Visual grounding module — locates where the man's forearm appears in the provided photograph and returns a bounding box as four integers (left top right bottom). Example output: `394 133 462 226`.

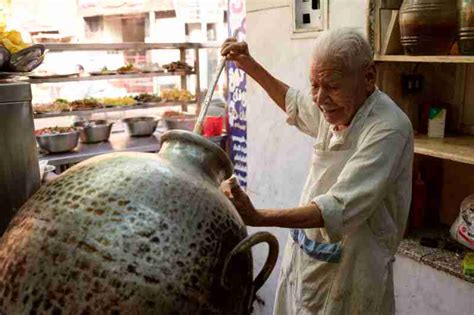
252 203 325 228
241 57 289 111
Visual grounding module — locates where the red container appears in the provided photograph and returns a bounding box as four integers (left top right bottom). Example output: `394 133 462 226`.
203 116 224 137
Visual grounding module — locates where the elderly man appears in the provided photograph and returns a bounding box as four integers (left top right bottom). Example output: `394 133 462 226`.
220 28 413 314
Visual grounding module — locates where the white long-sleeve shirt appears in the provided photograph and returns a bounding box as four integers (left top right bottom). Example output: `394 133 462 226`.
286 87 413 250
274 88 414 314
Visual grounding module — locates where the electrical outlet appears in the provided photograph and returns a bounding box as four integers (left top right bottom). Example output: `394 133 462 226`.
401 74 423 95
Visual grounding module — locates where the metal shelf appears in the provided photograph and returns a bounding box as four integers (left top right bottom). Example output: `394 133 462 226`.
43 42 220 51
26 71 195 84
414 135 474 165
39 131 227 168
374 54 474 64
31 41 208 118
33 101 196 119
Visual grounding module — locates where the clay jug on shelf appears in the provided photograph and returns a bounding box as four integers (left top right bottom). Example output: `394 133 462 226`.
399 0 458 55
459 0 474 55
0 130 278 315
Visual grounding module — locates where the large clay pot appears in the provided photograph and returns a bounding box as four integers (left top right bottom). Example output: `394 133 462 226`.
399 0 458 55
459 0 474 55
0 130 278 315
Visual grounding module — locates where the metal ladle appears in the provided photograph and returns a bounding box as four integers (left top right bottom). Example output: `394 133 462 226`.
193 29 240 134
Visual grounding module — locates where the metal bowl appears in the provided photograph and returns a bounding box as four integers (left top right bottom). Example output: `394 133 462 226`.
123 117 159 137
36 131 80 153
74 119 113 143
163 115 197 131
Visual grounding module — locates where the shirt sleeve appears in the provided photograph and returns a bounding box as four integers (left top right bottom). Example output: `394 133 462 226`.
285 87 320 138
312 128 411 242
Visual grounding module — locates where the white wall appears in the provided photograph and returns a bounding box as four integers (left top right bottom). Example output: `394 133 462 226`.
103 17 123 43
9 0 82 38
244 1 369 314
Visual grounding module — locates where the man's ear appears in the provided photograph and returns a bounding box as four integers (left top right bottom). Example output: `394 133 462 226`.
365 62 376 91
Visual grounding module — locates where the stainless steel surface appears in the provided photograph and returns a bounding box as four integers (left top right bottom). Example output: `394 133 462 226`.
39 131 227 168
164 116 197 131
0 71 32 79
36 131 80 153
74 120 113 143
194 47 201 112
194 29 239 134
34 100 194 119
193 57 226 134
123 117 159 137
0 82 40 235
26 70 195 84
39 132 162 167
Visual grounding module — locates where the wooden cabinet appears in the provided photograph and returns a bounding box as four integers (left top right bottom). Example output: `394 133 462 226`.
368 1 474 284
368 0 474 166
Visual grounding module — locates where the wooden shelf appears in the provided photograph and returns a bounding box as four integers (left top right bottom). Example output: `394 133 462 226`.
374 54 474 64
33 101 195 119
25 71 194 84
414 135 474 165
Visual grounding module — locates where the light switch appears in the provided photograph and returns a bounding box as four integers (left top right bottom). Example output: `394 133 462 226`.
294 0 323 31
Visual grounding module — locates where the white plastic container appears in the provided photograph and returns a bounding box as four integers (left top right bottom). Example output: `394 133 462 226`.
427 107 446 138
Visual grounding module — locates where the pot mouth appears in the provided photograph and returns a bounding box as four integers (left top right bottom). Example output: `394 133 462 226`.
160 130 233 179
36 130 79 138
163 116 196 122
123 116 157 123
74 119 111 127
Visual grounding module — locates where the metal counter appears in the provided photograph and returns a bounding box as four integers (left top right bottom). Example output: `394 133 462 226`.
39 131 227 170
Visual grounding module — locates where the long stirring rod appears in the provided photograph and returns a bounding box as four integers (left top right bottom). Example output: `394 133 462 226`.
193 29 240 135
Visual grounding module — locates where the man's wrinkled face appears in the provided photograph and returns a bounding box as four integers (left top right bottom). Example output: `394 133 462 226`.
310 61 368 127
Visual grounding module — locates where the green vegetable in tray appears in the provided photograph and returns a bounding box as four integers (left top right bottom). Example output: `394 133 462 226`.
55 98 68 104
134 93 162 103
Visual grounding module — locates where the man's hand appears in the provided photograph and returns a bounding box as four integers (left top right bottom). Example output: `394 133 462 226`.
221 38 255 72
220 176 262 226
221 38 289 111
221 176 325 229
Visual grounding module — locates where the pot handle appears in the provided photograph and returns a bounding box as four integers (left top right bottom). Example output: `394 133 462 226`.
221 231 279 292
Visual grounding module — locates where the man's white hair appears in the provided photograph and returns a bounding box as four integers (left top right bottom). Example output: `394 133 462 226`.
312 28 373 71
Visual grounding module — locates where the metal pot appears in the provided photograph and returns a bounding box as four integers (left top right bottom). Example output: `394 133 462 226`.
123 116 158 137
459 0 474 55
0 130 278 314
164 115 197 131
36 131 79 153
74 119 113 143
399 0 458 55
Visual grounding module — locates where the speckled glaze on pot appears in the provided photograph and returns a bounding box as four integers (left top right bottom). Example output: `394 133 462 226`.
0 130 278 315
